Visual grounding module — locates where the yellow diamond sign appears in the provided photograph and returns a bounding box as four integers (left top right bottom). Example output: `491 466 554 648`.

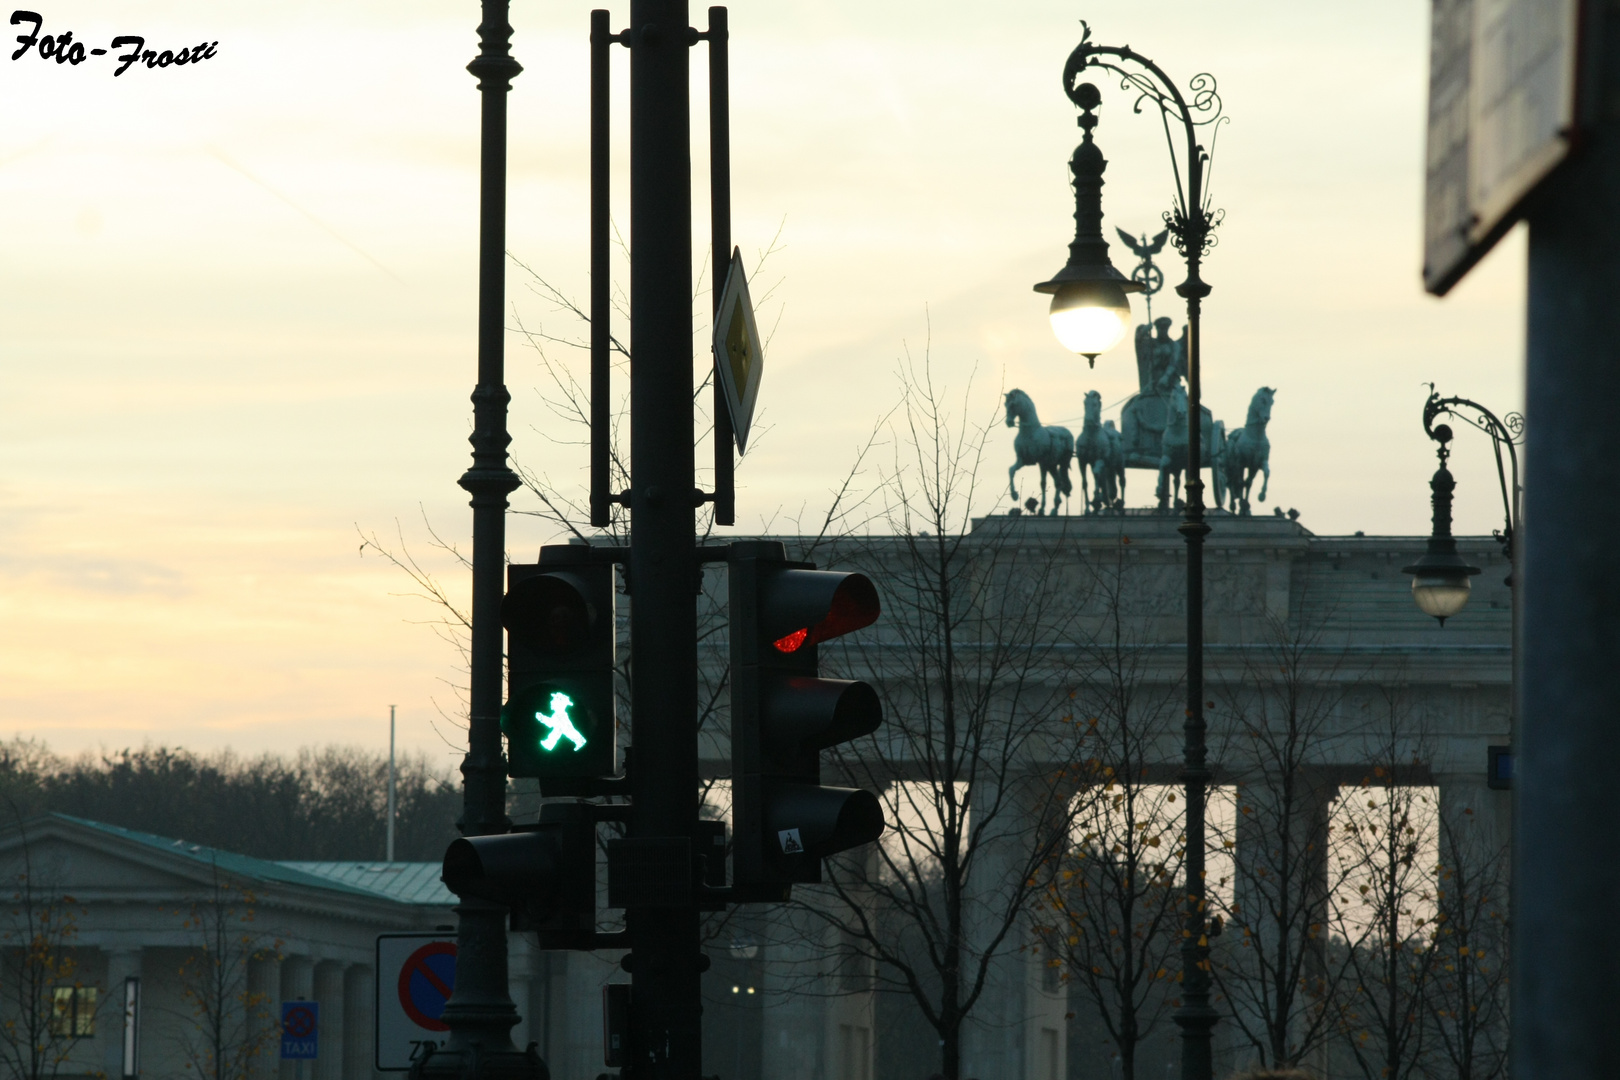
713 247 763 454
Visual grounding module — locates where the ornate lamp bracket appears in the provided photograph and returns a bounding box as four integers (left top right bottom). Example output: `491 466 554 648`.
1062 22 1227 266
1421 384 1524 561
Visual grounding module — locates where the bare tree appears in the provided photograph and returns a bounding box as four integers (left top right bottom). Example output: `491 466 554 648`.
1331 695 1440 1080
1421 800 1509 1080
0 818 96 1080
787 356 1086 1080
1034 539 1186 1080
1210 617 1362 1071
170 860 283 1080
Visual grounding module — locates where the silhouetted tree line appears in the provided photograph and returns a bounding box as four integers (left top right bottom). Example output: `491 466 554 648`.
0 741 460 862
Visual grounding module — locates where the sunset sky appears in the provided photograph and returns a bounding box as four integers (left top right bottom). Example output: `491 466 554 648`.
0 1 1525 762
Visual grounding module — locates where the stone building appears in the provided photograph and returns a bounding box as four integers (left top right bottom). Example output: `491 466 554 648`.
540 513 1513 1080
0 815 459 1080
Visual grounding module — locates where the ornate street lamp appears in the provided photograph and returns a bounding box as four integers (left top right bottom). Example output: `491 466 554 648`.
1034 81 1145 364
1037 23 1226 1080
1403 388 1522 625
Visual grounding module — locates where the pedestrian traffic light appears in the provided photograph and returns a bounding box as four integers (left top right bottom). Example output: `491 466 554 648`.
728 541 886 898
502 547 617 780
440 803 597 946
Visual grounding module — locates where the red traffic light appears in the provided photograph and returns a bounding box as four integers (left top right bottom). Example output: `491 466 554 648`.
767 572 880 653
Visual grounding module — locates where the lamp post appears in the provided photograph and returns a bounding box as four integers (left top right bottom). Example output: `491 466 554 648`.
1035 23 1225 1080
1404 388 1522 625
413 4 544 1080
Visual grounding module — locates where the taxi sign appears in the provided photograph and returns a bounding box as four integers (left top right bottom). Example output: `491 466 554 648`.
713 247 764 454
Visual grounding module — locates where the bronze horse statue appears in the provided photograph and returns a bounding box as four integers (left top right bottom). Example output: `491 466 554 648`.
1224 386 1275 515
1074 390 1125 512
1005 388 1073 515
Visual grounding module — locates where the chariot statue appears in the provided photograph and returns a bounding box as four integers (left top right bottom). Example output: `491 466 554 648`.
1004 227 1276 516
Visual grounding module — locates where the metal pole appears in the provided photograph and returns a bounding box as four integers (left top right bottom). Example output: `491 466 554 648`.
1515 5 1620 1077
1175 230 1215 1080
413 4 539 1079
709 5 735 525
590 8 612 529
388 704 397 863
627 2 702 1078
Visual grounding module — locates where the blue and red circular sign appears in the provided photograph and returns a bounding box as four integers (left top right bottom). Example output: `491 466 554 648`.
283 1004 316 1038
397 942 457 1032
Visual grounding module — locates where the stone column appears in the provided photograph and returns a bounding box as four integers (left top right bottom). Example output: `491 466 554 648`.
312 962 345 1080
101 948 142 1080
279 955 315 1080
249 952 282 1080
958 768 1077 1080
759 902 824 1080
506 936 532 1052
1226 767 1336 1071
1436 773 1510 863
343 965 374 1080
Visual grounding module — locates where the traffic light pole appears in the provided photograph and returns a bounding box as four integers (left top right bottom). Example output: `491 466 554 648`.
414 4 540 1080
625 1 703 1078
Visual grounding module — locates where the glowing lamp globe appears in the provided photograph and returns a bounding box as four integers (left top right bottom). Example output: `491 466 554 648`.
1048 279 1132 360
1409 571 1473 623
1401 547 1480 627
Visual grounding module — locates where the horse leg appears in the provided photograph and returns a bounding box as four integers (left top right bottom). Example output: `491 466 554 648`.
1258 461 1270 503
1009 461 1020 503
1117 465 1126 510
1039 467 1050 515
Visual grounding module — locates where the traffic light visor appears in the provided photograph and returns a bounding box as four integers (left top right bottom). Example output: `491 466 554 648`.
765 783 884 859
502 572 595 650
766 571 880 653
442 831 562 907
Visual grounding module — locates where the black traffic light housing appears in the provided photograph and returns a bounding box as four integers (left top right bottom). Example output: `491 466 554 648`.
502 546 617 781
440 802 597 948
729 541 885 898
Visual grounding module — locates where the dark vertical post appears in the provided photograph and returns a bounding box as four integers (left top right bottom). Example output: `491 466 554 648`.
627 1 703 1078
416 5 541 1080
1516 6 1620 1078
590 9 612 528
708 5 735 525
1174 153 1216 1080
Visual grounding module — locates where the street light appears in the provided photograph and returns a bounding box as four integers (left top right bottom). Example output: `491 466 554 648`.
1404 423 1479 623
1037 22 1226 1080
1403 388 1522 625
1034 80 1144 365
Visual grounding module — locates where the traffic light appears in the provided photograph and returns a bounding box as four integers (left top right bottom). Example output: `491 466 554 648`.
728 540 886 897
440 802 596 946
501 546 617 780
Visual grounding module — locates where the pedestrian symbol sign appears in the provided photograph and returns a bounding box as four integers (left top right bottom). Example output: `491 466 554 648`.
280 1001 318 1060
713 247 764 455
376 933 458 1071
535 692 587 753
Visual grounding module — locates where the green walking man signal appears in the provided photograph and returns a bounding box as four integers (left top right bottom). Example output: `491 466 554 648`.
501 548 617 781
535 693 587 752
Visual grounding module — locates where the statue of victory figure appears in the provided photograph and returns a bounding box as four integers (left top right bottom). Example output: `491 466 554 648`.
1136 316 1187 396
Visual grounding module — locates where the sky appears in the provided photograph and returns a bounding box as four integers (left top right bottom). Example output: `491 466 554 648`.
0 1 1527 761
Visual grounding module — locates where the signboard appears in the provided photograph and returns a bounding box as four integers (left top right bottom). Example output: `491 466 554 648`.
280 1001 318 1061
376 933 457 1071
1423 0 1581 294
712 246 764 454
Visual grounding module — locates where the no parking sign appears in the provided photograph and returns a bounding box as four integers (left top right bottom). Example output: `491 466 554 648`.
376 934 457 1071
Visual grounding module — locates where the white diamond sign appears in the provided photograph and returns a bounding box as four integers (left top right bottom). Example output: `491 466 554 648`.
713 247 763 454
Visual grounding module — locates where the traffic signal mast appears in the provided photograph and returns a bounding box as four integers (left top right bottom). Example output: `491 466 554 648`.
728 540 886 899
430 7 889 1077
